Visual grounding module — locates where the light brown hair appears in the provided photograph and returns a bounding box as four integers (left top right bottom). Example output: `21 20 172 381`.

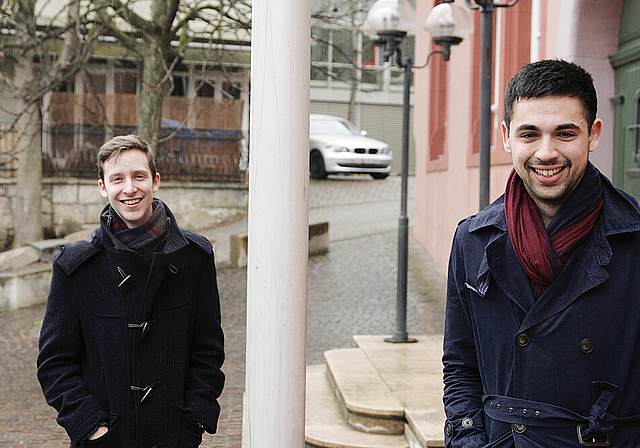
97 135 157 181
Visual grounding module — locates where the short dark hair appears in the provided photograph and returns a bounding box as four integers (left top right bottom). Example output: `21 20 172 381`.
503 59 598 133
97 135 157 181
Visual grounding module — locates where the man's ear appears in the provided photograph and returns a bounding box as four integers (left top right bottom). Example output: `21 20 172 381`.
98 179 108 198
501 121 511 153
589 118 603 153
152 172 161 193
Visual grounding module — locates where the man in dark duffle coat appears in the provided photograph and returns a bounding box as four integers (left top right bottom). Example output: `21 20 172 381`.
443 60 640 447
37 135 225 447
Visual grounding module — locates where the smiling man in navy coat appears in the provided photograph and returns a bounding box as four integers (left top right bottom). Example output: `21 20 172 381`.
443 60 640 447
37 135 225 447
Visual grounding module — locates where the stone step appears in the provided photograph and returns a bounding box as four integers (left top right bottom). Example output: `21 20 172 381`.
324 348 405 435
305 364 409 448
353 335 446 448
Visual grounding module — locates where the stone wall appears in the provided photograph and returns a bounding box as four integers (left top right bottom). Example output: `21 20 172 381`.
0 178 248 250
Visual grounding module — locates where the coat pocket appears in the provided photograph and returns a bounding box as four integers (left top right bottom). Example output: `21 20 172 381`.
82 413 120 447
175 402 204 448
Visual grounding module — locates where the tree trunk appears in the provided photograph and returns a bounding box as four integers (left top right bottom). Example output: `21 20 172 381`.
138 41 167 152
11 0 43 247
13 103 43 248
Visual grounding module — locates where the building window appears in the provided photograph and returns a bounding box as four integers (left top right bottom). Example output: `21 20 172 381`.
428 40 448 168
115 72 137 94
222 81 241 100
171 75 188 96
195 80 216 97
85 73 106 94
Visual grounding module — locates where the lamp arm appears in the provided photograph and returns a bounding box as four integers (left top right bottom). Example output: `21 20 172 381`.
413 49 445 70
495 0 520 7
465 0 481 10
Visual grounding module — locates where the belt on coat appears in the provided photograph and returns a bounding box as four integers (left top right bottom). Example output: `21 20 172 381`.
483 382 640 446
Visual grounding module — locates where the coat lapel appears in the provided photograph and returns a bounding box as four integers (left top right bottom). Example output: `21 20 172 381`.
484 231 536 314
519 227 610 331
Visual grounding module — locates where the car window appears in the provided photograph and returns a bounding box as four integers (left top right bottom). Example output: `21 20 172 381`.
310 119 358 135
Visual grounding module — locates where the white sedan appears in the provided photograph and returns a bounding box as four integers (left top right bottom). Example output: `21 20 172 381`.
309 114 393 180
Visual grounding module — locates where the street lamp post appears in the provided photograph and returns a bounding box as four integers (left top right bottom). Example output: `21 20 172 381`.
363 0 473 343
464 0 519 210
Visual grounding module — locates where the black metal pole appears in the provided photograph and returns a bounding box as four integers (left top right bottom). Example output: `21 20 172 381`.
386 56 417 344
478 2 493 211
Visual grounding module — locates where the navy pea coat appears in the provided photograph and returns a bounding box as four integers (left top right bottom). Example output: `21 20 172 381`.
37 203 225 448
443 172 640 447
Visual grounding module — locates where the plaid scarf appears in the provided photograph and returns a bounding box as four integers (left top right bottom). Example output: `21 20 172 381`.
110 199 168 258
505 162 603 297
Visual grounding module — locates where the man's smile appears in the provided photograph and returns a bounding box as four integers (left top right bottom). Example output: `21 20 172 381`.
122 198 142 205
532 167 564 178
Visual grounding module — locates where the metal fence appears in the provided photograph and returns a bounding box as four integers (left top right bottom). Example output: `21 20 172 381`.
0 125 247 182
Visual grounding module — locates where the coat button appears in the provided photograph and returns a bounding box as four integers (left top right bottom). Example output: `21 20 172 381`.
446 422 452 436
512 423 527 434
461 417 473 428
516 332 530 347
580 339 594 354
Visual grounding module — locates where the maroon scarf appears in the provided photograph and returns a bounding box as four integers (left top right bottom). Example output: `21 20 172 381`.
504 163 603 296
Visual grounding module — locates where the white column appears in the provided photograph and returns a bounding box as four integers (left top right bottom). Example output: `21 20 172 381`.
244 0 311 445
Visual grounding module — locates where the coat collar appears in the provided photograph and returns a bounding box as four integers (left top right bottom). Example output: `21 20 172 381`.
465 170 640 316
467 173 640 239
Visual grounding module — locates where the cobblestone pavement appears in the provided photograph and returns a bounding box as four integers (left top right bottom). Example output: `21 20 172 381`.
0 174 446 447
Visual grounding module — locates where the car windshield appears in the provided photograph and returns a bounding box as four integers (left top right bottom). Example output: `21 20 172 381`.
310 118 359 135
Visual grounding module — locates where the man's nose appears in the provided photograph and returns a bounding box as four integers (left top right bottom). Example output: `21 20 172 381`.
123 178 137 193
535 136 559 161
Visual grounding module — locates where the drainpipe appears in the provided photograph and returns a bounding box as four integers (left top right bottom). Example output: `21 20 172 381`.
244 0 311 446
530 0 541 62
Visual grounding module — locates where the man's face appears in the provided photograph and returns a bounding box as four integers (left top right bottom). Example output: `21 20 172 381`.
502 95 602 214
98 149 160 229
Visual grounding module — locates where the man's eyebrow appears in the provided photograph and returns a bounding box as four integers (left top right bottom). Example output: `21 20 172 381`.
514 124 539 133
556 123 581 131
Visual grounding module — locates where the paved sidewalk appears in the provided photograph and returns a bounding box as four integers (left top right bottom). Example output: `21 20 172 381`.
0 175 447 447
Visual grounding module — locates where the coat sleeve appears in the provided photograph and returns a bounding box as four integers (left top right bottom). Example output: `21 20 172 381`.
442 226 488 448
37 262 109 446
182 248 225 434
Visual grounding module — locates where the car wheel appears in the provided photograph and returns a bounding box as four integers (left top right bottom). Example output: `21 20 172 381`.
370 173 389 180
310 151 328 179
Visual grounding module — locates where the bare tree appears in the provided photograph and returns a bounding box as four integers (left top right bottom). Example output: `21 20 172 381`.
94 0 251 149
0 0 107 248
0 0 250 248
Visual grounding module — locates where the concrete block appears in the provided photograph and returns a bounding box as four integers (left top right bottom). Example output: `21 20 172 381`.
28 239 69 262
0 264 52 310
229 222 329 269
229 233 248 269
0 246 39 272
309 222 329 256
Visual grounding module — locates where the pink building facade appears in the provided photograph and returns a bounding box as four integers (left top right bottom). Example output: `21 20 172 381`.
413 0 629 273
